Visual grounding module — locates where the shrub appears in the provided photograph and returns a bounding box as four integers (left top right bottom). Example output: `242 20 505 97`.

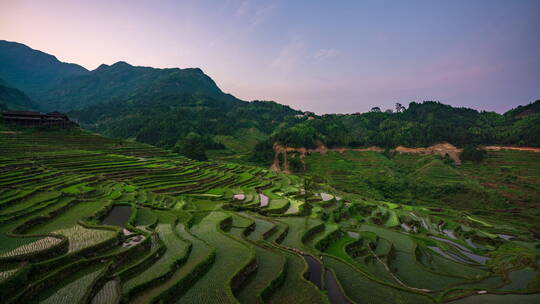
459 145 487 163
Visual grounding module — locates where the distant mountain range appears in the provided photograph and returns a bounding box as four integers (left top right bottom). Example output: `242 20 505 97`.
0 40 87 101
0 40 238 112
0 79 36 111
0 40 538 163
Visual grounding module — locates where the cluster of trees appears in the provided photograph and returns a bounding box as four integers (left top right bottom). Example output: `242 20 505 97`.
70 90 299 160
266 100 540 149
460 145 488 163
172 132 215 161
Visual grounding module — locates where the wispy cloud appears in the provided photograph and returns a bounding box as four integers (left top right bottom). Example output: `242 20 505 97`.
234 0 275 29
313 48 339 60
270 39 307 71
234 0 250 17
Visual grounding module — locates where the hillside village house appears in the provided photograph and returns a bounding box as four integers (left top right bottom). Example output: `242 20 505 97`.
1 111 75 128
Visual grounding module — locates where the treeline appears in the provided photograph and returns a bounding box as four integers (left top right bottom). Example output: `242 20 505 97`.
267 100 540 149
72 98 539 164
70 92 299 154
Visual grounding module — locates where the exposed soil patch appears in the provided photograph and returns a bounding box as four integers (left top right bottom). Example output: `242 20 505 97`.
484 146 540 153
395 143 462 164
270 142 540 172
271 143 382 173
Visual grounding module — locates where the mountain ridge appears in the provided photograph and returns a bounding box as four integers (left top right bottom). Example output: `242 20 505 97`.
1 40 539 164
0 40 88 101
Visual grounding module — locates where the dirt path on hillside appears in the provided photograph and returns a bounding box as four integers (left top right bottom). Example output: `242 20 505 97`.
270 143 540 172
484 146 540 153
395 143 462 164
270 143 383 173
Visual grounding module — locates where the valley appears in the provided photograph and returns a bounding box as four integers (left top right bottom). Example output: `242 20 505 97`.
0 39 539 303
0 127 539 303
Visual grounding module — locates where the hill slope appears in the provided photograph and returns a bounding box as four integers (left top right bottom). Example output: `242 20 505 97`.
0 79 36 111
505 99 540 118
1 41 538 162
42 61 230 111
0 40 88 102
0 127 539 304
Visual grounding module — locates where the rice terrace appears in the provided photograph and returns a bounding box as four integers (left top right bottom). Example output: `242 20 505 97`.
1 120 540 304
1 1 540 303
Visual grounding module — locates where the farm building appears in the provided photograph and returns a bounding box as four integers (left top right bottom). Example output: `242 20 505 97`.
1 110 76 128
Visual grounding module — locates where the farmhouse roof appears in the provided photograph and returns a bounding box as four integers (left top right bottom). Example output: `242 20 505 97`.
3 111 42 116
46 111 68 117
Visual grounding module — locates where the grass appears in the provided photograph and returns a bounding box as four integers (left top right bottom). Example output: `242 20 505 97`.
0 236 61 257
267 247 327 304
324 255 434 304
177 212 253 304
54 225 117 253
39 264 108 304
129 222 212 304
26 200 110 234
91 280 120 304
123 211 191 296
236 245 286 303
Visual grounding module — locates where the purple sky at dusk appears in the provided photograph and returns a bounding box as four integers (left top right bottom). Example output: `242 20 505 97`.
1 0 539 114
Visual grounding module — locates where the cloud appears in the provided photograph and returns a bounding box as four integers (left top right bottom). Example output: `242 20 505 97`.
234 0 274 29
313 48 339 60
234 0 250 17
270 39 307 71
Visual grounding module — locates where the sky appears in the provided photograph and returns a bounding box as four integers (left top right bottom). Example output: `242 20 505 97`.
1 0 539 114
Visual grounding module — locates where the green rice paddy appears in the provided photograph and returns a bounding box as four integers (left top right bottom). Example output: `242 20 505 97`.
0 129 539 303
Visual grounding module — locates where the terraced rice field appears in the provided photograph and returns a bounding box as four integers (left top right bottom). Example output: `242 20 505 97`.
1 129 539 303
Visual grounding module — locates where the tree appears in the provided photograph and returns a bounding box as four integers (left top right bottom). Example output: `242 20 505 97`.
395 102 405 113
249 139 274 165
303 177 314 205
172 132 208 161
460 145 487 163
370 107 381 112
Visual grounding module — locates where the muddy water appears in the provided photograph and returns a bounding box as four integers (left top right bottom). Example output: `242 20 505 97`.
319 193 333 201
443 229 457 239
303 255 322 289
431 236 489 264
347 231 360 239
122 235 145 248
497 234 515 240
465 238 477 248
259 193 269 207
102 205 131 227
428 246 472 264
400 223 411 232
233 194 245 200
325 268 350 304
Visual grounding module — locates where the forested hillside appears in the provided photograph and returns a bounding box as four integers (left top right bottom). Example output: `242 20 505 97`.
0 41 538 164
43 61 231 111
0 80 36 111
0 40 88 100
266 100 540 149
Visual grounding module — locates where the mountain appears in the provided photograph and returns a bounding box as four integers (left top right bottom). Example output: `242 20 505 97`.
1 41 538 163
253 100 540 166
0 79 36 111
70 91 299 149
504 99 540 118
0 41 300 162
43 61 229 111
0 40 88 102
